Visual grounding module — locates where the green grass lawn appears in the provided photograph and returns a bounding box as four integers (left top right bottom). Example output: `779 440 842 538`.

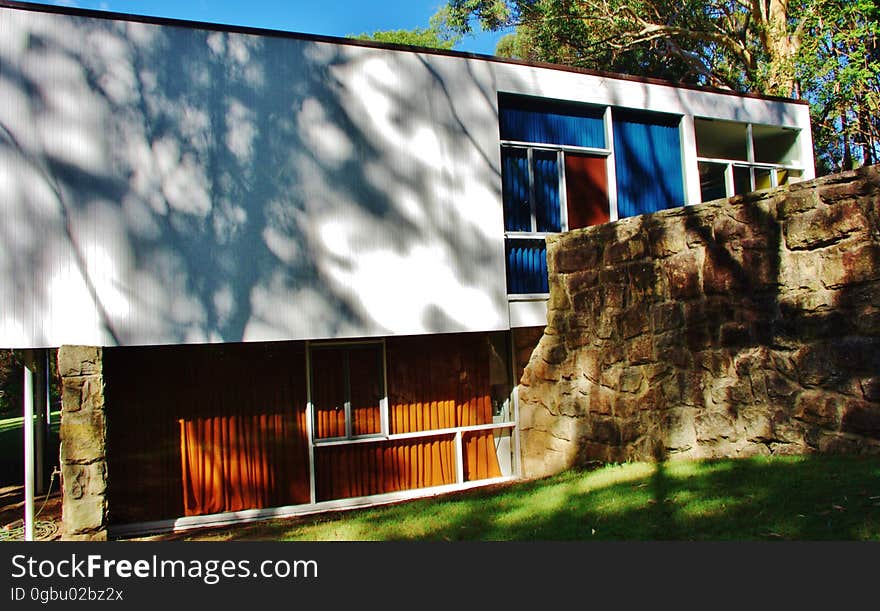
143 454 880 542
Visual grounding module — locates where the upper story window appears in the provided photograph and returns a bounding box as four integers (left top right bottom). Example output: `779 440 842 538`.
695 118 803 202
499 95 685 297
499 95 611 296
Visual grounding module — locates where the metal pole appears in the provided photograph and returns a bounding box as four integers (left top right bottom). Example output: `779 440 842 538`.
23 359 35 541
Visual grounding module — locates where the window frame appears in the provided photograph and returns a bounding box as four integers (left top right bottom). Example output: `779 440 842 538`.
501 138 613 298
695 119 805 202
307 339 388 444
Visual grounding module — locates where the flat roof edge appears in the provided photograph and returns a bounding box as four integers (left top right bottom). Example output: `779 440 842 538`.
0 0 808 106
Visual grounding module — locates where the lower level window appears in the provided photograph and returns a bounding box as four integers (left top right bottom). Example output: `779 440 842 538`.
310 342 384 440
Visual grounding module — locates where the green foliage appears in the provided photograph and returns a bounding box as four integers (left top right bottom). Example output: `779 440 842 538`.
796 0 880 173
446 0 880 174
351 6 462 50
0 350 22 419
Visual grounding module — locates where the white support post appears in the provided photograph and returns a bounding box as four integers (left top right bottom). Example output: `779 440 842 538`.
305 342 316 505
454 431 464 485
23 359 35 542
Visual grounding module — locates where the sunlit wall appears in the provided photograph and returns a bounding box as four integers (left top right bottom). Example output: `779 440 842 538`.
0 5 814 348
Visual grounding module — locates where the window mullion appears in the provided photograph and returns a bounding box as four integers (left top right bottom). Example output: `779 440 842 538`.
558 150 568 232
724 163 734 197
343 350 352 439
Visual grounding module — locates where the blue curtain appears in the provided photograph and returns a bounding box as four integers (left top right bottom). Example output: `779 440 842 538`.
502 148 531 232
499 96 605 148
613 110 684 218
506 239 549 294
533 151 561 232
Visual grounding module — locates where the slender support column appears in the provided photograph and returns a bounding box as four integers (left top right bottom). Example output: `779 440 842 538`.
23 357 35 541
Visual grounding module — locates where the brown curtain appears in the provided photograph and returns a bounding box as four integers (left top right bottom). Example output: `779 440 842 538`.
106 342 311 522
314 333 502 502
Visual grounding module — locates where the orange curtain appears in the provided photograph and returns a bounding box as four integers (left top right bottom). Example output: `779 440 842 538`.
314 333 502 502
105 343 311 522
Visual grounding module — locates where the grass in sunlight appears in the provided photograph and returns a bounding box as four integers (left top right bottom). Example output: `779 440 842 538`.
134 454 880 542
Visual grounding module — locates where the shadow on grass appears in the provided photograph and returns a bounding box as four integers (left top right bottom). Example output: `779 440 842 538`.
145 455 880 542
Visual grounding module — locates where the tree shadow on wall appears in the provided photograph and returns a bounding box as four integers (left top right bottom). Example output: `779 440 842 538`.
1 15 506 345
677 176 880 452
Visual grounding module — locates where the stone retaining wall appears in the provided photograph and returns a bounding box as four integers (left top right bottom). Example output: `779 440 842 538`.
519 166 880 478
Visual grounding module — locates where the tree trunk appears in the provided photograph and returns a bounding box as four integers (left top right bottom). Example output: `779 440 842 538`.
759 0 800 96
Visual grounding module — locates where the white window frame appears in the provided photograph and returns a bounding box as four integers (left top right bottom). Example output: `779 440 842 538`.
501 140 612 298
695 119 805 202
308 339 388 444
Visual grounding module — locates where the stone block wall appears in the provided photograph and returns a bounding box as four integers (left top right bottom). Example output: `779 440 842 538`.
58 346 108 540
519 166 880 479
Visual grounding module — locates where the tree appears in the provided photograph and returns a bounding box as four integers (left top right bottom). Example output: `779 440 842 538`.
352 6 462 50
797 0 880 173
446 0 880 173
0 350 22 419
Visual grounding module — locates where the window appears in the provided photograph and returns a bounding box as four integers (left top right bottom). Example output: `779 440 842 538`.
499 95 611 296
310 341 385 441
695 118 803 202
612 109 685 218
499 96 687 297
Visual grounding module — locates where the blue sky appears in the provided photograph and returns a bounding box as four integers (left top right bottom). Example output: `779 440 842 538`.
30 1 510 56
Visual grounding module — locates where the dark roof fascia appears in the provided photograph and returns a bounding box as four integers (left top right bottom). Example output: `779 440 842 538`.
0 0 809 107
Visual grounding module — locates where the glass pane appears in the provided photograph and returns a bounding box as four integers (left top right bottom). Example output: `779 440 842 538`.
777 169 802 185
311 348 347 439
698 162 728 202
733 166 752 195
501 148 531 232
613 110 684 217
348 344 382 437
534 150 561 232
499 95 606 148
565 153 609 229
506 238 548 295
695 118 748 160
753 125 799 164
462 429 503 481
754 168 774 191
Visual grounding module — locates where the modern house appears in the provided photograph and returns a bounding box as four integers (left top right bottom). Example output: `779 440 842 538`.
0 1 815 536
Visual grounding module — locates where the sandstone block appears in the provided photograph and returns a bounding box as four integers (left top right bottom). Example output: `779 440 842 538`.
651 302 684 332
841 400 880 438
648 222 687 257
666 250 701 299
588 417 621 445
620 306 650 339
619 367 645 394
627 261 660 304
794 390 842 429
626 335 654 365
784 200 866 250
555 243 601 273
57 346 102 378
605 235 646 264
820 244 880 290
61 462 107 499
695 411 735 442
62 496 106 536
60 411 106 464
